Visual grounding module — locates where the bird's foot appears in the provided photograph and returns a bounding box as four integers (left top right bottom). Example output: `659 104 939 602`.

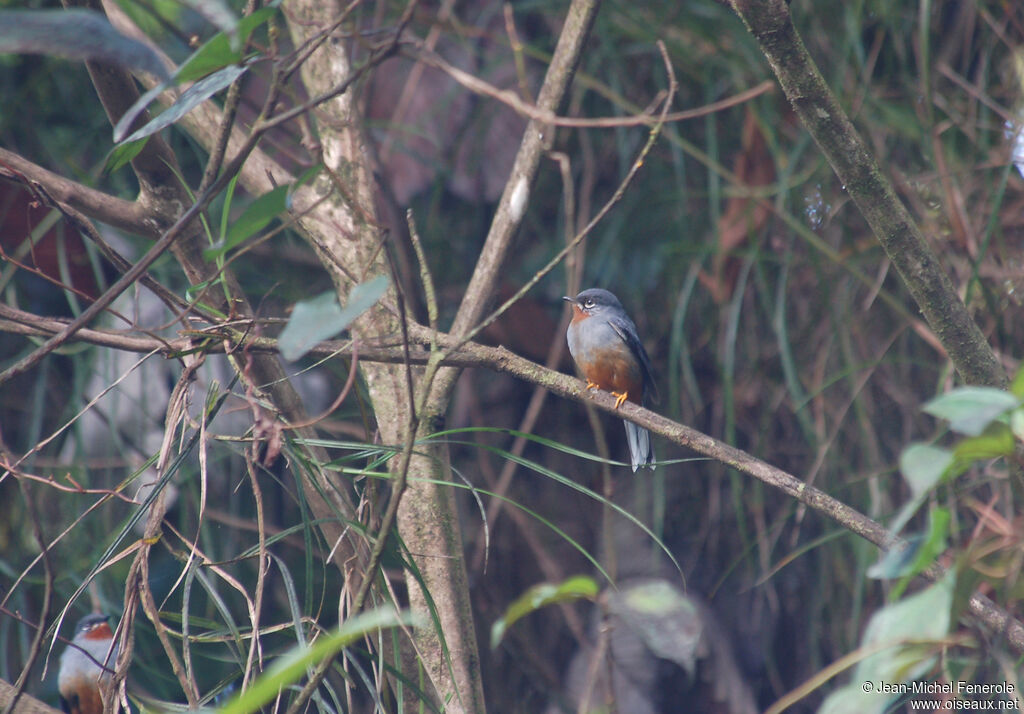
611 390 628 409
585 380 600 391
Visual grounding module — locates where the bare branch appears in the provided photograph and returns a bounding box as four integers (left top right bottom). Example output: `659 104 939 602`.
446 0 601 339
0 192 205 384
4 303 1022 654
410 44 775 128
0 148 156 238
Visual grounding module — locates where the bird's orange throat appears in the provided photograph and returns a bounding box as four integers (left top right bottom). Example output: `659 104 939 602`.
82 623 113 641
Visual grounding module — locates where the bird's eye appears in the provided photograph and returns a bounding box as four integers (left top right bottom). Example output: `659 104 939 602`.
583 299 595 309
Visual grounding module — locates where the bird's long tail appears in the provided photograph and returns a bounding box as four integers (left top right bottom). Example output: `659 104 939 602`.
623 420 654 472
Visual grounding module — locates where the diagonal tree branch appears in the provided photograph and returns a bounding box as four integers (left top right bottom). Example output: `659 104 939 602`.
0 680 61 714
728 0 1006 389
6 309 1021 655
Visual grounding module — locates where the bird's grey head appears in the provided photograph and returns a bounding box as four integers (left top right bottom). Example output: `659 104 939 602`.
562 288 624 317
73 613 111 637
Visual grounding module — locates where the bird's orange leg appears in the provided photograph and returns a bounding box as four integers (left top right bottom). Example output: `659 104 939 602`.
610 390 628 409
585 380 600 391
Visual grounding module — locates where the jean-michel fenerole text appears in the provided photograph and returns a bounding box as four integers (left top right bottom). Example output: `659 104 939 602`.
872 681 1015 697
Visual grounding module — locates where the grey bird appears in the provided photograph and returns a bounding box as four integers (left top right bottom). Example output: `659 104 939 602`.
563 288 656 471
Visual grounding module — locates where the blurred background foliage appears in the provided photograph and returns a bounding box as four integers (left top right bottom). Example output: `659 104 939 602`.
1 0 1023 711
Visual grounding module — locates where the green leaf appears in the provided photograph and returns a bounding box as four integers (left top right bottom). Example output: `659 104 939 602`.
115 63 248 143
892 507 949 598
176 5 277 83
953 423 1016 462
490 576 598 649
204 184 290 260
889 444 952 535
178 0 238 50
1011 408 1024 442
102 137 149 174
110 2 278 145
858 567 955 673
218 607 418 714
818 569 956 714
278 276 389 361
867 507 949 582
205 166 320 260
900 443 953 497
110 3 278 144
0 9 169 80
923 387 1019 436
278 292 344 362
1010 365 1024 400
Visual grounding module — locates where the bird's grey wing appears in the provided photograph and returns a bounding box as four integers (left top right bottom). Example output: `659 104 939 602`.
608 316 658 404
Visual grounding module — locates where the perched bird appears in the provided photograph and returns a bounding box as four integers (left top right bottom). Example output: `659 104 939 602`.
564 288 656 471
58 613 118 714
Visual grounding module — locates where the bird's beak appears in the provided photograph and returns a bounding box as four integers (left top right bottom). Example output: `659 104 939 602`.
562 296 577 305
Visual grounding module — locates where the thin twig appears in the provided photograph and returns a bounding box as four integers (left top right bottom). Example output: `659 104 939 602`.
242 457 268 689
2 482 54 714
447 40 678 360
408 42 773 128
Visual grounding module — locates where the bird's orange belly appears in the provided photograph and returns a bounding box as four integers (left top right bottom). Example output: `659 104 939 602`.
578 351 643 402
61 677 104 714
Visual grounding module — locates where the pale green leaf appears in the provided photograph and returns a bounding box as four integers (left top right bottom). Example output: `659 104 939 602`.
889 443 952 534
218 607 419 714
115 64 248 143
103 137 149 174
900 443 952 497
278 276 388 361
818 569 956 714
923 387 1019 436
490 576 598 649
